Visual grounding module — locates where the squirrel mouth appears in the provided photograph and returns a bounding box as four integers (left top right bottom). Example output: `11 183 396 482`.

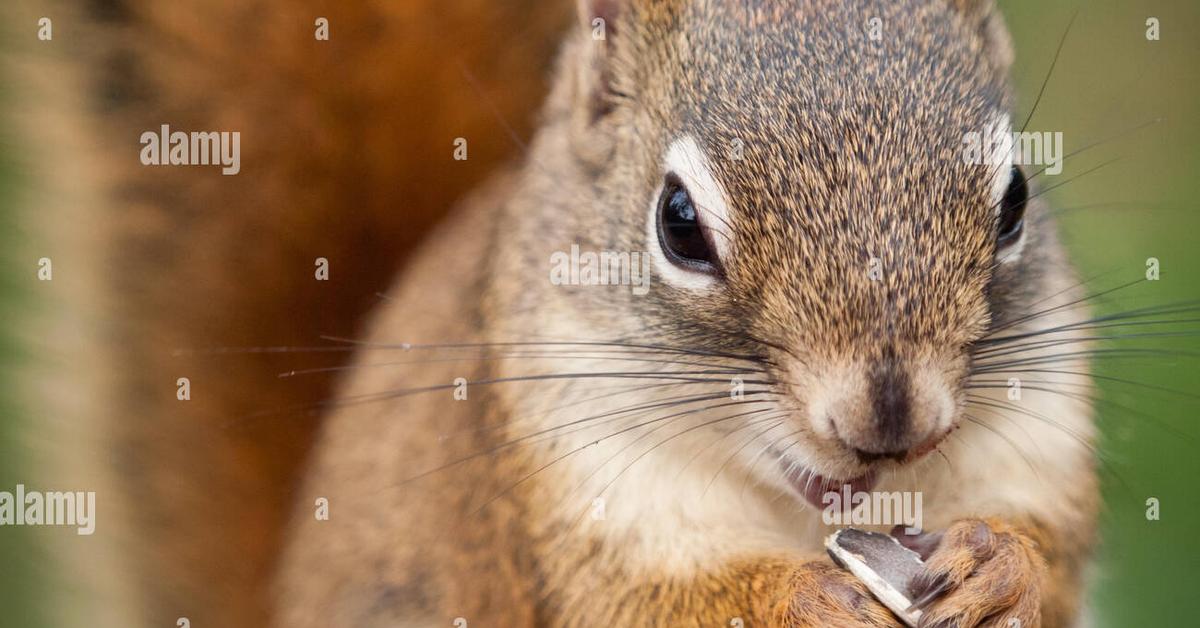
776 429 951 510
782 463 878 512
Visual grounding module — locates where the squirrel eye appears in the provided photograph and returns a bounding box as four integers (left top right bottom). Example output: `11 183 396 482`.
657 174 718 271
997 165 1028 247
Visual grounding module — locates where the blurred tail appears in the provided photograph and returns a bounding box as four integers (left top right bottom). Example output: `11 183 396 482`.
5 1 569 626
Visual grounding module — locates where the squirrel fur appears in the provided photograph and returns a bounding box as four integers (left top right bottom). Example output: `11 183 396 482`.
6 0 1097 627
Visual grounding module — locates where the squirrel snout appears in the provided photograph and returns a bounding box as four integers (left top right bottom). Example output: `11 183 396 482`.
805 356 956 466
835 412 935 465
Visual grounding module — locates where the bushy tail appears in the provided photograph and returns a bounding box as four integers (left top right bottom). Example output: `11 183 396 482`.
4 1 569 626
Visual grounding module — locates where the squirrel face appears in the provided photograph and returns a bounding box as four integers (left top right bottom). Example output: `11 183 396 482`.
517 0 1030 504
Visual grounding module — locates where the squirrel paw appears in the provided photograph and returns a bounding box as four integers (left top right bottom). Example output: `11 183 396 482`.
908 518 1046 628
787 561 903 627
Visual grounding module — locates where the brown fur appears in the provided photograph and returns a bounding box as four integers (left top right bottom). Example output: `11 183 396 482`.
9 0 1100 626
279 1 1097 626
6 1 568 626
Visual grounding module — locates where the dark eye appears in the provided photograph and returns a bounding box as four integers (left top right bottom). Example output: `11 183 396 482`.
657 174 718 271
997 165 1028 247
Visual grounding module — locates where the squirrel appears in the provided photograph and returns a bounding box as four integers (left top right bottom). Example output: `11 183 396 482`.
7 0 1098 627
277 0 1099 626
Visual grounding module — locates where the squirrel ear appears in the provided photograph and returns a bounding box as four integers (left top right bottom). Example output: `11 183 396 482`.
573 0 624 121
577 0 621 40
947 0 1014 69
567 0 625 168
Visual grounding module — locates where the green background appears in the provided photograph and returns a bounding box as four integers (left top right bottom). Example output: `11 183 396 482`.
1 78 46 626
1 1 1197 626
1002 2 1200 626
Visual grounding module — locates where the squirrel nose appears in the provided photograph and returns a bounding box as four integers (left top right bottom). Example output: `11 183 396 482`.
865 354 919 451
836 354 933 461
805 349 955 467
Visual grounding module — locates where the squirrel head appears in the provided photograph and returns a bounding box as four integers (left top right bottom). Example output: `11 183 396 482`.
514 0 1038 495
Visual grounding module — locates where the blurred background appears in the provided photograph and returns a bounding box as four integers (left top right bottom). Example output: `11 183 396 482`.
1000 2 1200 625
1 1 1197 626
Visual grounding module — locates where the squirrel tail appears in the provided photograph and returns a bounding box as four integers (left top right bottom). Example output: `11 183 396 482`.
6 1 569 626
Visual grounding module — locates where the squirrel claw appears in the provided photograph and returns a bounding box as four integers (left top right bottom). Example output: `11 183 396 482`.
907 572 950 612
911 518 1045 628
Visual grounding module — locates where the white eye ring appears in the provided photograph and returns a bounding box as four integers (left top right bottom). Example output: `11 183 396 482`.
646 136 733 290
983 115 1027 265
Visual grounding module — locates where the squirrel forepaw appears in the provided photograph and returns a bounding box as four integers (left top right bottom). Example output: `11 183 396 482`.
908 518 1046 628
786 561 903 627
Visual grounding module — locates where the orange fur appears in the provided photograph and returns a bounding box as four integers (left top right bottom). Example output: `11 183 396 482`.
6 0 1101 626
